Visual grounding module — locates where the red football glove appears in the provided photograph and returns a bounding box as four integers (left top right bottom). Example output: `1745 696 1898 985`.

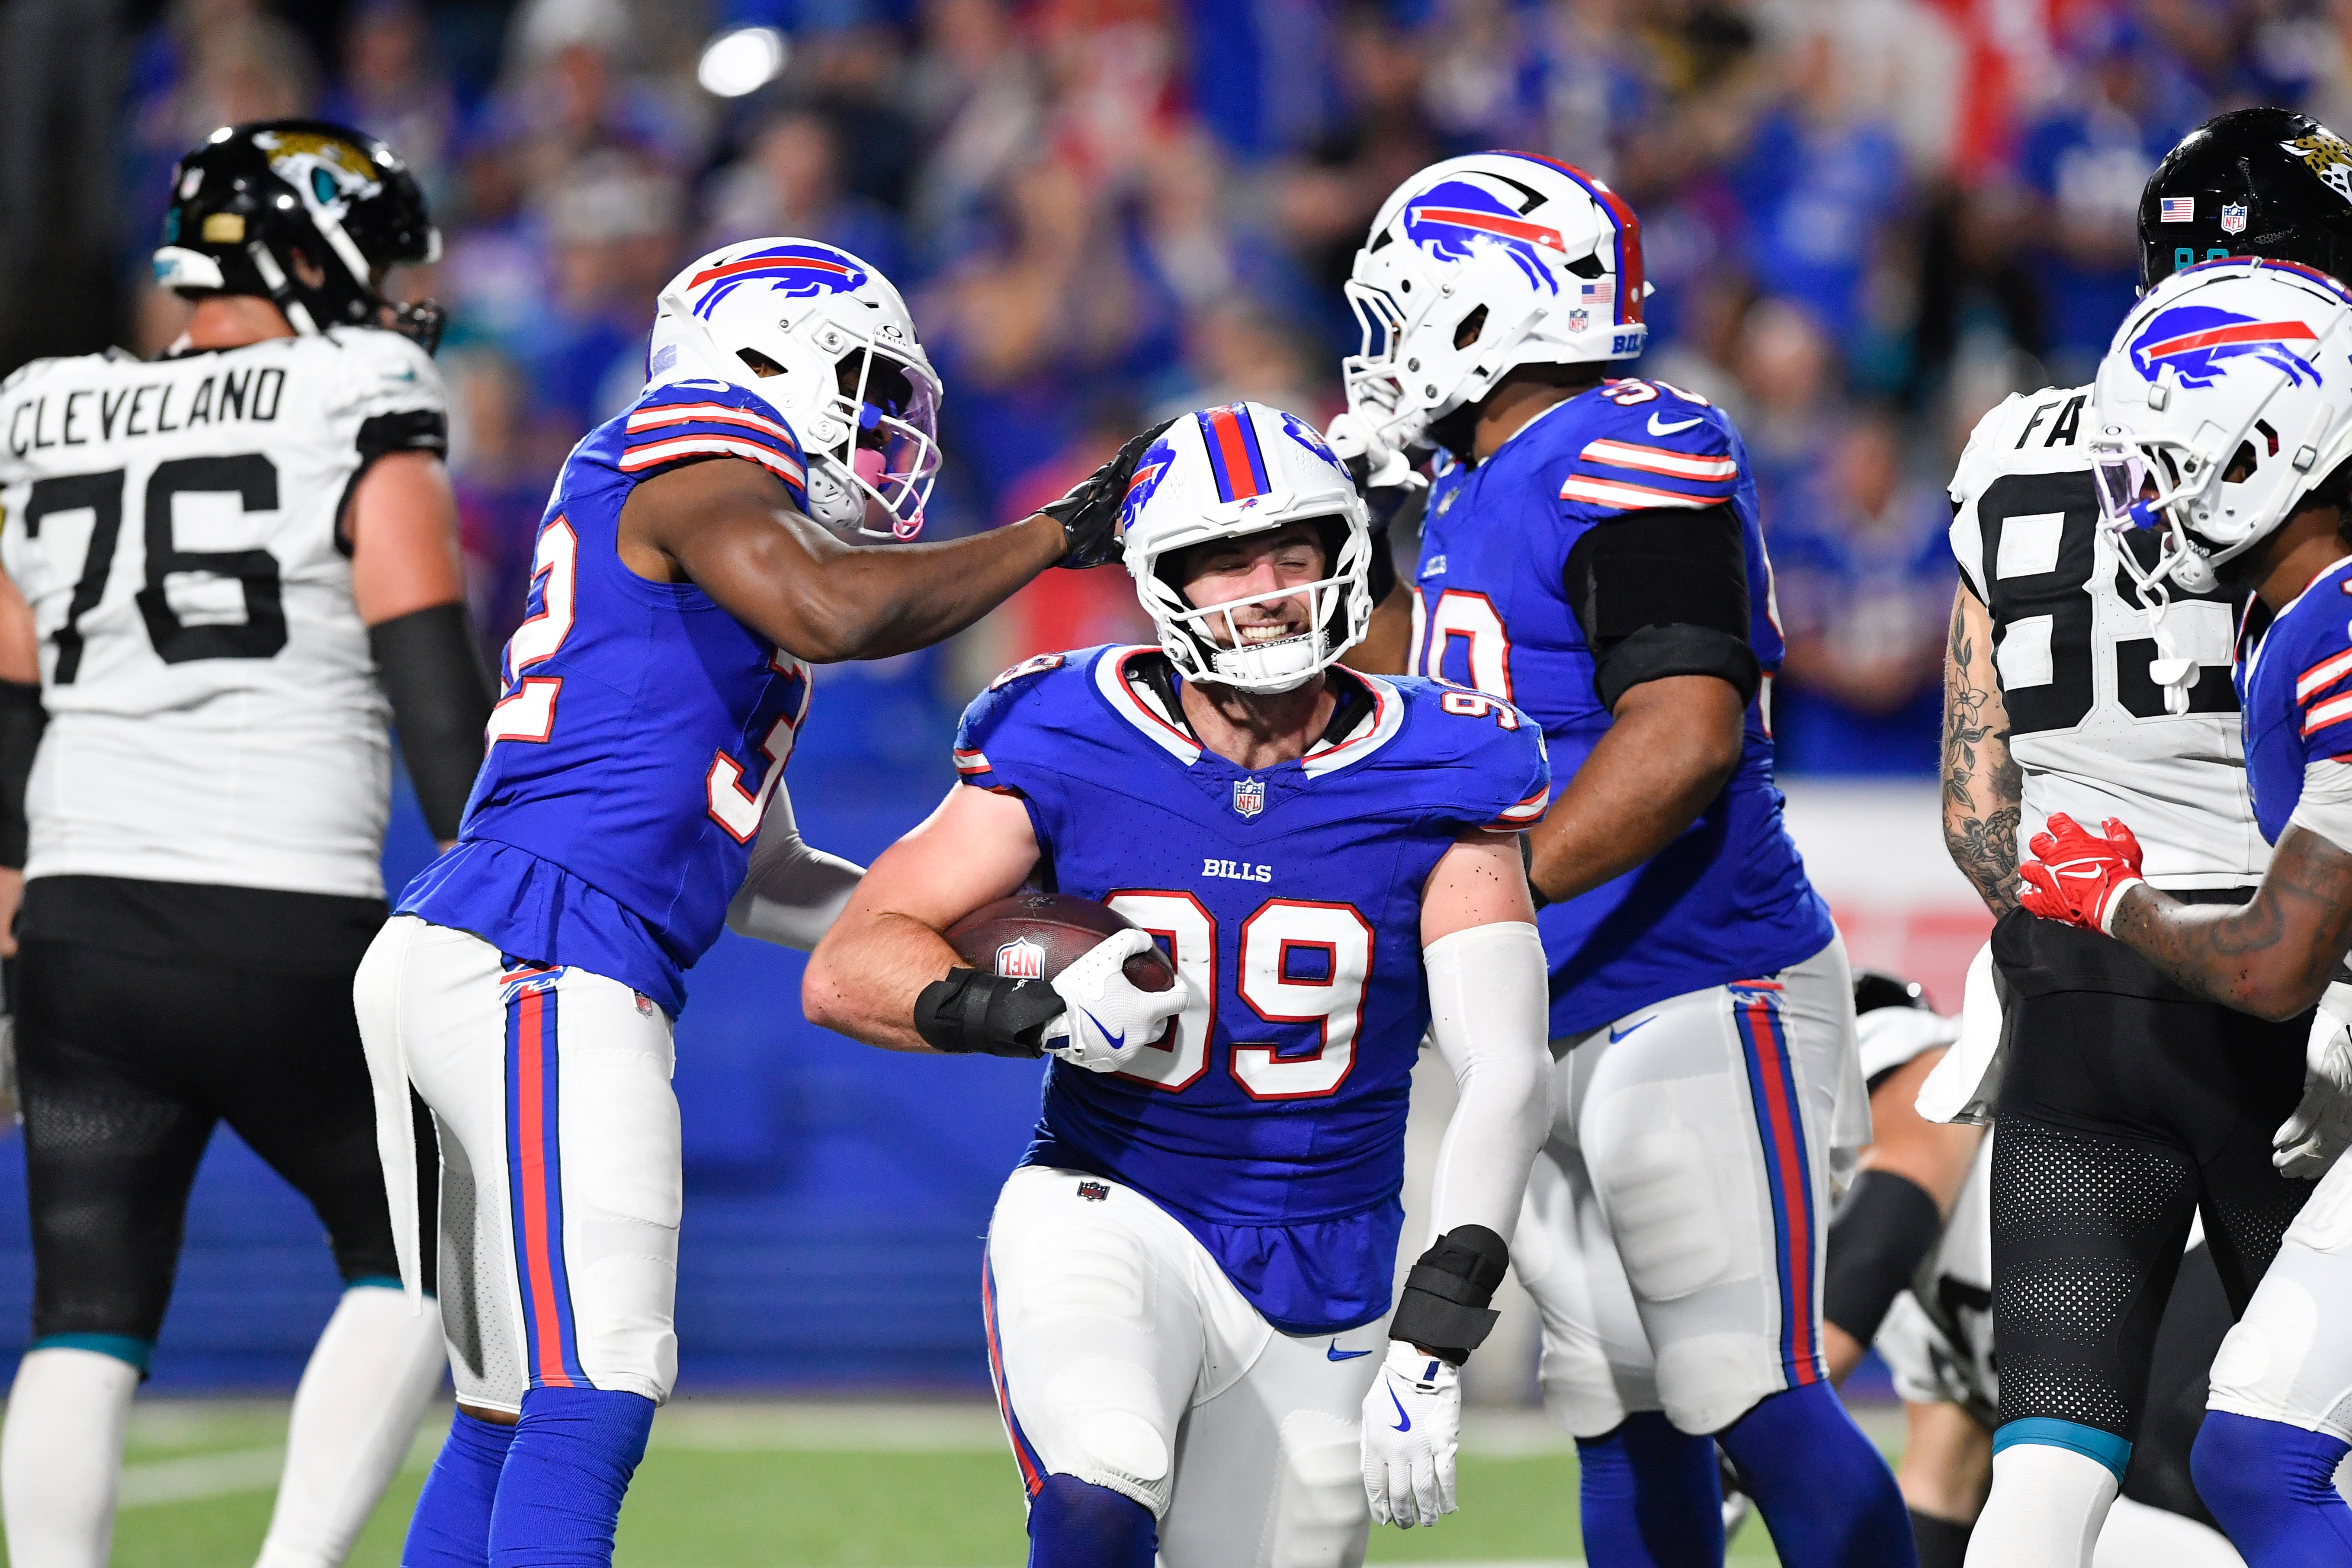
2018 812 2147 935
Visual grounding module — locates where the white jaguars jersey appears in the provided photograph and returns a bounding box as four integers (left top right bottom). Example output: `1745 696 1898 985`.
0 327 448 898
1949 386 2266 888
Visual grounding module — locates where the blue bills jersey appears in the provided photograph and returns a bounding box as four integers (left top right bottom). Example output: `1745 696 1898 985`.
1412 377 1833 1037
954 647 1550 1334
400 380 815 1016
2237 558 2352 843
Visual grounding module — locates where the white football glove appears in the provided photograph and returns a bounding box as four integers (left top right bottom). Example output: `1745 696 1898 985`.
1325 412 1428 525
1042 929 1188 1074
2276 981 2352 1178
1361 1340 1460 1529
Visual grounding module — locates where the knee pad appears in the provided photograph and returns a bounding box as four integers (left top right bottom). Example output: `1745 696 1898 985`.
1029 1474 1155 1568
1540 1321 1636 1439
1656 1334 1779 1438
1264 1409 1369 1568
2207 1286 2321 1418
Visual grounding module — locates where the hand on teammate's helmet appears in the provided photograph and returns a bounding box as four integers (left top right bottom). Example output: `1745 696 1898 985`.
2018 813 2147 935
1041 418 1178 570
1325 412 1429 531
2276 983 2352 1177
1361 1340 1461 1528
1042 928 1187 1073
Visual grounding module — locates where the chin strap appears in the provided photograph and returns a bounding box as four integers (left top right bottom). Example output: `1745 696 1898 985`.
2112 527 2198 716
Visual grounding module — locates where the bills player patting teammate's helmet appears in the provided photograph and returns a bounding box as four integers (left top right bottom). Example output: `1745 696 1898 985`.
1341 151 1646 452
2091 259 2352 596
154 119 444 352
1118 401 1374 694
648 238 943 540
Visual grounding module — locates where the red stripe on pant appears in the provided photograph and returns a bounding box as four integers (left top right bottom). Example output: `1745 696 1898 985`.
1738 993 1819 1384
513 986 575 1388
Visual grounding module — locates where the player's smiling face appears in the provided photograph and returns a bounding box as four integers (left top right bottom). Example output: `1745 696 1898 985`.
1174 523 1328 649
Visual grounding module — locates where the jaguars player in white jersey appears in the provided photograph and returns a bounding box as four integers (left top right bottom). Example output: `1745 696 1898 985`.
1936 109 2352 1568
0 122 494 1568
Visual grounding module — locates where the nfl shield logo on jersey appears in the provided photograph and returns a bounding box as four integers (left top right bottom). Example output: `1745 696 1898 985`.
995 937 1046 980
2222 202 2249 234
1232 778 1266 819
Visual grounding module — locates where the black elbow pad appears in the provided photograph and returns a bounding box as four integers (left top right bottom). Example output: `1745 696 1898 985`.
370 603 494 841
1564 504 1760 710
0 679 45 869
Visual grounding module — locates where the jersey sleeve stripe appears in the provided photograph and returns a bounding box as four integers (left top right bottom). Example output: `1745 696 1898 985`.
1485 785 1550 827
2303 692 2352 737
626 403 800 450
619 435 807 489
953 747 991 775
2297 648 2352 702
1559 474 1734 511
1579 439 1738 481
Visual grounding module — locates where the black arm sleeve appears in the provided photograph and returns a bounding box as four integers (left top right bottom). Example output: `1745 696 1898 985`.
0 680 44 869
1563 503 1760 711
369 603 495 841
1822 1167 1944 1347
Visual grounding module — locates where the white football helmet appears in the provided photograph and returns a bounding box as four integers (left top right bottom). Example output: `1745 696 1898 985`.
1120 403 1374 694
648 238 942 539
1343 151 1648 451
2091 257 2352 596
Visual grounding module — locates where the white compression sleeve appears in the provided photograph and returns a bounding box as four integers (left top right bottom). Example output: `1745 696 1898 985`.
1421 921 1552 1244
724 783 866 951
255 1285 447 1568
1 1346 138 1568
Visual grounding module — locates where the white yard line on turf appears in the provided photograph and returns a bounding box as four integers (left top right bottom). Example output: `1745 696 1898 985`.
118 1447 286 1508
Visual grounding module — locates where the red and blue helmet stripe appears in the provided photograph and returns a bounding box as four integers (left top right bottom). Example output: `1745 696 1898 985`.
1497 151 1643 327
1196 404 1272 503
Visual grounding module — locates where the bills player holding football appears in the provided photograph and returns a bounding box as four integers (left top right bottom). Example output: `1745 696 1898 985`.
0 122 492 1568
357 236 1164 1567
1933 112 2352 1568
806 401 1554 1566
1329 152 1906 1564
2018 258 2352 1567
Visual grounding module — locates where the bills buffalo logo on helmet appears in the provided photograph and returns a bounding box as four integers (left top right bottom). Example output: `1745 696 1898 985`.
1277 410 1337 463
2127 305 2320 390
1402 176 1566 292
995 937 1046 981
687 241 870 316
1118 436 1179 532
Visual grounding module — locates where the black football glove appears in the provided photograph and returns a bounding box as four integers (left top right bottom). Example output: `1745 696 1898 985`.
1040 418 1177 569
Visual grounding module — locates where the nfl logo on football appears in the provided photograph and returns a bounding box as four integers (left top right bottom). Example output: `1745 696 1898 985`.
2221 202 2249 234
995 936 1046 980
1232 777 1266 819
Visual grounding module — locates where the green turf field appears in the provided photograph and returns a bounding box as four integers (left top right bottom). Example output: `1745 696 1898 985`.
64 1397 1852 1565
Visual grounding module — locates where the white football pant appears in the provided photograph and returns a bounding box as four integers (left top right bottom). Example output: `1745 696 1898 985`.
355 916 680 1411
984 1165 1383 1568
2207 1140 2352 1441
1514 936 1869 1436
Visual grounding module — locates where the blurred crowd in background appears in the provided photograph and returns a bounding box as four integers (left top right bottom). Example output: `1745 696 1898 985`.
105 0 2352 775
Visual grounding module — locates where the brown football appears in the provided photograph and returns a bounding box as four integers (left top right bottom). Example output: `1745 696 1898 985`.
944 892 1177 991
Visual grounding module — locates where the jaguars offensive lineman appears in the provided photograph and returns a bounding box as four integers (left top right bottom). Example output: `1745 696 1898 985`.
1934 111 2352 1568
807 401 1554 1567
2017 257 2352 1566
0 122 492 1568
361 235 1162 1567
1331 152 1907 1565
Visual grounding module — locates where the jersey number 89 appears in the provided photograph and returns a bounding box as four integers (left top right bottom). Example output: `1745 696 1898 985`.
1102 891 1371 1100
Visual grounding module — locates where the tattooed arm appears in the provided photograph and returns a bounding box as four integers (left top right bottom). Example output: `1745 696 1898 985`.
1941 584 2023 917
2104 828 2352 1020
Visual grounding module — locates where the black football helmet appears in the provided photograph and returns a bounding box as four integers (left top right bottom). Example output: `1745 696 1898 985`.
1852 970 1925 1017
2139 107 2352 291
154 119 444 352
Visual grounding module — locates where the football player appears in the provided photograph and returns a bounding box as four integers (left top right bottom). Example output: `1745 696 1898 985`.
1329 153 1908 1565
359 232 1162 1568
1814 972 2244 1568
0 121 491 1568
1934 110 2352 1568
803 401 1555 1567
2018 257 2352 1568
